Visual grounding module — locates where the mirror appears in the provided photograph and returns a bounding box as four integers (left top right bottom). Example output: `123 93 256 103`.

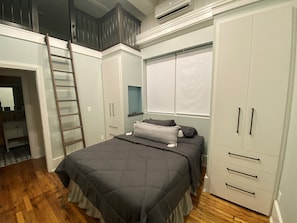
0 87 14 111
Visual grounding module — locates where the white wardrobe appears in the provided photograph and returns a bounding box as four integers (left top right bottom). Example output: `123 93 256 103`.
208 3 293 215
102 45 143 140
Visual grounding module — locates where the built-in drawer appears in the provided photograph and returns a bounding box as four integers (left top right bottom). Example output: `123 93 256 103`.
107 125 122 139
209 172 273 216
209 146 279 175
210 160 275 192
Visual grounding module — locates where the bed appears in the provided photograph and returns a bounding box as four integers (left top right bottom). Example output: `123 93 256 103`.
55 120 204 223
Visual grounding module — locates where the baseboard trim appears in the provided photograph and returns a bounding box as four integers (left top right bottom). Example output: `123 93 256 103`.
270 200 283 223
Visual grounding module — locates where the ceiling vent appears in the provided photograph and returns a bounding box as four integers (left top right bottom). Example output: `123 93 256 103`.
155 0 193 22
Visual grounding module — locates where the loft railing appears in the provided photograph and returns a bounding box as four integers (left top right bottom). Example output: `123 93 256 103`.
120 5 141 50
0 1 141 51
99 3 141 51
74 9 100 51
0 0 39 31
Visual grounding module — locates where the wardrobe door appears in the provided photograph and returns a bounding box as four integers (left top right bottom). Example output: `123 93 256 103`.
243 6 292 156
102 56 122 138
210 16 252 149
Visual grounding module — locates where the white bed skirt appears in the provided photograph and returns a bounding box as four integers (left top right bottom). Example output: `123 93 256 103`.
68 180 193 223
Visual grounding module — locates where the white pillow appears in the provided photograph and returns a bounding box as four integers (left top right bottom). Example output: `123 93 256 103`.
133 121 179 144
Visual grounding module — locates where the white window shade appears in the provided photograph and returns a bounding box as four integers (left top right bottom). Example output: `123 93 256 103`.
146 55 175 113
176 47 212 116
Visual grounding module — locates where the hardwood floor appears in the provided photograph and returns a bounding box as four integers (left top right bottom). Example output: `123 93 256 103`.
0 158 269 223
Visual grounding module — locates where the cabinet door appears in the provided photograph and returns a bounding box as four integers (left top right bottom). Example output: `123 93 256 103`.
243 6 292 156
102 56 122 133
210 16 252 149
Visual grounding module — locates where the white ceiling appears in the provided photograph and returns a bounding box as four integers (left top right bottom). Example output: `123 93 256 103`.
74 0 159 20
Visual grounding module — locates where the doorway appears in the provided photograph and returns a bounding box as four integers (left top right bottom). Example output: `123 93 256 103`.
0 75 31 167
0 68 45 168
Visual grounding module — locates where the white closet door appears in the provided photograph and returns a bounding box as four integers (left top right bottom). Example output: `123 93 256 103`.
102 56 121 128
243 6 292 156
210 16 252 149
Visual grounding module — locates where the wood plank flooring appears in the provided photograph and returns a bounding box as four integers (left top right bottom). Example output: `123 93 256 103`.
0 158 269 223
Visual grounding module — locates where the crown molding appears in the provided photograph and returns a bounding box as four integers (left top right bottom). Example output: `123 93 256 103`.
136 0 263 48
212 0 261 16
102 44 142 58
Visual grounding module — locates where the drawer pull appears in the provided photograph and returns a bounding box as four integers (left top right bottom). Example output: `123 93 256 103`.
225 183 255 196
228 152 260 162
109 125 118 129
227 168 258 179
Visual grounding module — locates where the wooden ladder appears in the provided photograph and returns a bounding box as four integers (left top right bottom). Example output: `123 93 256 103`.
45 34 86 156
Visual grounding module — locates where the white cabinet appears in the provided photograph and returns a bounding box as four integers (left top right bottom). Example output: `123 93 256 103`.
102 46 143 140
102 55 124 139
3 120 29 152
208 4 293 215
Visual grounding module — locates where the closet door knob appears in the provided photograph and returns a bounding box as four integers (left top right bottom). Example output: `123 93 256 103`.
249 108 255 135
236 107 241 134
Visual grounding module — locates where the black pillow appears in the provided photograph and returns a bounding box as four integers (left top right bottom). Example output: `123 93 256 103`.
143 118 176 126
179 125 198 138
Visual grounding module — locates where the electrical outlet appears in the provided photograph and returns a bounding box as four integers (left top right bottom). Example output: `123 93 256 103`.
100 135 105 140
278 191 282 200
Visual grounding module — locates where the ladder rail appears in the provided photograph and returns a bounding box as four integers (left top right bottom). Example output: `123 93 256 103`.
45 34 86 156
45 34 68 156
67 40 86 148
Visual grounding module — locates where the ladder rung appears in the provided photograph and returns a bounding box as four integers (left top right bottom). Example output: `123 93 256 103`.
56 85 75 88
60 113 79 117
63 126 82 132
64 138 83 147
51 53 71 60
58 99 77 102
53 69 73 74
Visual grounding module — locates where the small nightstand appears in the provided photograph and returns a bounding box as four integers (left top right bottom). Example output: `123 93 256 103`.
3 120 29 152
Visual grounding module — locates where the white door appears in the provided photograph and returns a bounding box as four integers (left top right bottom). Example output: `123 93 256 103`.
102 56 122 138
210 16 252 149
243 6 292 156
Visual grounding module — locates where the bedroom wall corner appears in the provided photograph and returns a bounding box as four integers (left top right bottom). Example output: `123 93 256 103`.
270 200 283 223
273 1 297 222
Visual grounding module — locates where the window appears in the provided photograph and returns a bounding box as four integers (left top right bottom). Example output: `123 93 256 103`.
146 55 175 113
145 45 213 116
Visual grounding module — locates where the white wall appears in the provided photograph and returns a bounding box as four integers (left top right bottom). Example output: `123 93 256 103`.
73 53 105 146
22 71 45 159
121 50 144 132
0 24 105 170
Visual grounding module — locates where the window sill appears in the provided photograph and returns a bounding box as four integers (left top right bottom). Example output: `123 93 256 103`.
128 112 143 117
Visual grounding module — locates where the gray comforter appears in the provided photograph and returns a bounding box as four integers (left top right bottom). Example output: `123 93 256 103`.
55 134 204 223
